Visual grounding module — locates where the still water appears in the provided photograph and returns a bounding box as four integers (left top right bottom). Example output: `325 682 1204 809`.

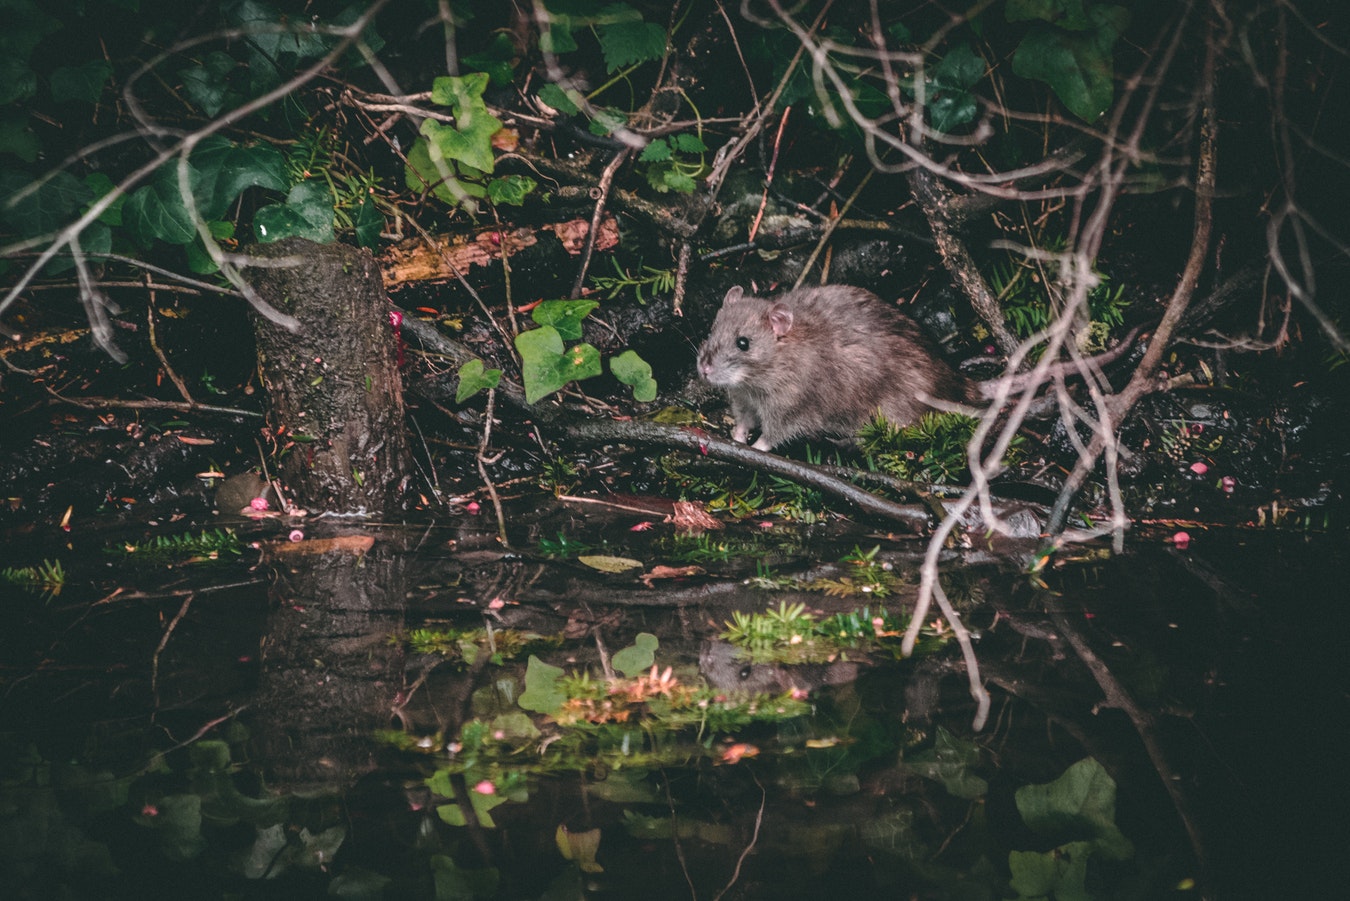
1 511 1344 900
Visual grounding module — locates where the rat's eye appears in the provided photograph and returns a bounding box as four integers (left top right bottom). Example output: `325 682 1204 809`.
736 336 750 351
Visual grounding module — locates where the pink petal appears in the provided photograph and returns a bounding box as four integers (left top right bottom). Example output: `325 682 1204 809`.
1189 462 1209 475
249 496 270 511
473 780 496 795
1171 531 1191 550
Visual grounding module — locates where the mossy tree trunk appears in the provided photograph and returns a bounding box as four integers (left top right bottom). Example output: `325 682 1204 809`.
243 237 411 514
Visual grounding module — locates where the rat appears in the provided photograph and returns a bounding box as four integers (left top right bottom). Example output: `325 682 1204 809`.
697 285 978 450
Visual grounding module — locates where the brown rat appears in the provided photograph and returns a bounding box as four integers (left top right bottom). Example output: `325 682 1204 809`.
697 285 977 450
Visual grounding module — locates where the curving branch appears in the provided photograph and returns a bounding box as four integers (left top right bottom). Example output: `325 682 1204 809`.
565 419 935 531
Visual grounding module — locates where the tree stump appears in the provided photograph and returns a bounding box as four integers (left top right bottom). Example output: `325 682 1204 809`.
243 238 411 514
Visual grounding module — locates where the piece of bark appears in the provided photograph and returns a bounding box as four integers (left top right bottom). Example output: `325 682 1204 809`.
379 216 619 286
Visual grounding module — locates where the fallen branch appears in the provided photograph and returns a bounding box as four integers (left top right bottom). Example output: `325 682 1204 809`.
565 419 934 532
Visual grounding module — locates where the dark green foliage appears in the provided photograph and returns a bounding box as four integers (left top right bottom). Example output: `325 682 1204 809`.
858 411 1013 484
109 528 243 565
0 558 66 600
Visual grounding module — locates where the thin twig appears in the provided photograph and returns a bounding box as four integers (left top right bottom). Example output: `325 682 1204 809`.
476 388 508 546
40 388 262 419
571 149 630 298
145 277 195 405
747 107 791 243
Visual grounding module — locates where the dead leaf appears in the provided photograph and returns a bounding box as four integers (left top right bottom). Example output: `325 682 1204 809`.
639 564 704 587
667 501 722 533
577 554 644 573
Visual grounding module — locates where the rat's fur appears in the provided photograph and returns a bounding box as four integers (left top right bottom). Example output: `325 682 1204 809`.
697 285 976 450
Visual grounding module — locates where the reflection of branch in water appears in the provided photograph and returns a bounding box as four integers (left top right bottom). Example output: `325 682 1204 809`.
151 591 194 713
663 773 697 901
1049 607 1209 889
712 769 766 901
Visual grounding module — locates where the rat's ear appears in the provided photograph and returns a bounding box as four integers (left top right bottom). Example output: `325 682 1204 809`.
723 286 744 304
768 303 794 337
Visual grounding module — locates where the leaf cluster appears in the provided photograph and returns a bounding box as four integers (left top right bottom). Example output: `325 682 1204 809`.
858 411 1023 485
0 558 66 600
511 300 657 404
109 528 243 565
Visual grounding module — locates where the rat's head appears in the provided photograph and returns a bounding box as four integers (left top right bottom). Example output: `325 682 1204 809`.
697 287 795 387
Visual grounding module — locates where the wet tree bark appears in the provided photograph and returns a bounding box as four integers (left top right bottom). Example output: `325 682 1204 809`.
250 540 407 791
242 238 411 514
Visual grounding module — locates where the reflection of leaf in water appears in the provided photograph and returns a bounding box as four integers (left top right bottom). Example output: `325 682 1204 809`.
519 655 566 715
1009 840 1094 900
903 726 989 800
1015 757 1135 861
436 790 507 828
555 824 604 872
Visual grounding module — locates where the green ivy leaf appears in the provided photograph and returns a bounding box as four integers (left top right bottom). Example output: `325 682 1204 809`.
83 173 124 226
1006 0 1091 30
0 168 92 238
455 359 502 403
179 51 240 117
538 9 579 55
463 32 518 86
425 73 503 173
932 43 986 90
610 349 657 402
42 219 111 275
0 0 61 105
0 112 40 163
252 181 334 244
185 220 235 274
927 44 985 133
531 299 598 341
404 135 488 209
351 196 383 249
49 60 113 105
515 326 602 403
189 135 288 220
486 174 537 206
611 632 659 678
518 654 566 714
1012 5 1130 122
420 118 497 180
1014 757 1135 861
123 167 199 246
226 0 329 64
538 83 581 116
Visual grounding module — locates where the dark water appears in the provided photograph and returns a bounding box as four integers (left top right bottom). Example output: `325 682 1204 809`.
1 510 1345 900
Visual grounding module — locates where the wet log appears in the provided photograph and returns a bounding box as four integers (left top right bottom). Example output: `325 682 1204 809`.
243 238 411 514
378 216 619 286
